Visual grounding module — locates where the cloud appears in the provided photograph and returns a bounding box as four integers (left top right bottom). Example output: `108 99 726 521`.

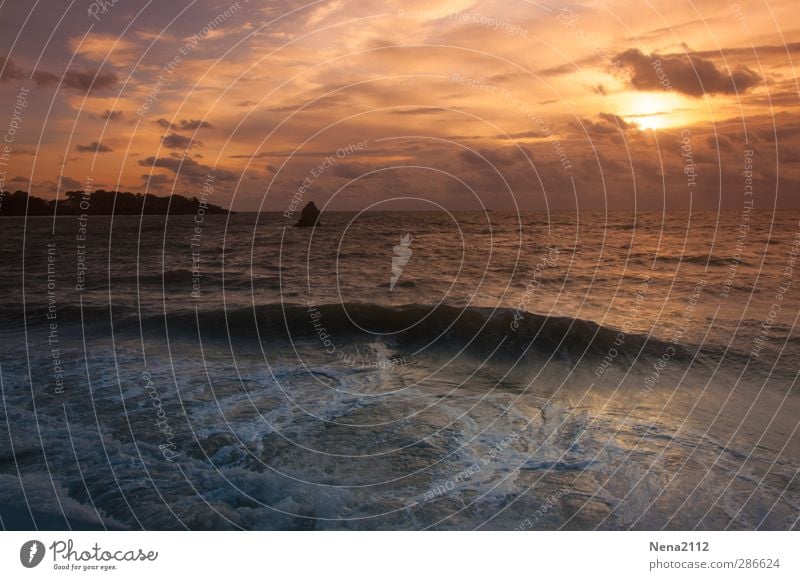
330 161 373 178
25 67 119 92
161 133 201 149
141 173 173 187
139 156 238 186
305 0 344 28
390 107 450 115
178 119 214 130
75 141 113 153
154 118 214 130
101 109 124 120
459 146 526 167
228 152 273 159
0 56 26 81
60 176 83 190
497 130 545 140
569 112 637 139
614 48 761 97
69 34 139 68
598 112 634 129
33 176 85 193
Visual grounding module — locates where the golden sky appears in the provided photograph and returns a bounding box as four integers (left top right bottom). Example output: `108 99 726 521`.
1 0 798 210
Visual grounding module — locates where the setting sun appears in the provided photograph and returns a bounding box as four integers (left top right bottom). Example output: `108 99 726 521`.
632 113 667 130
617 91 687 131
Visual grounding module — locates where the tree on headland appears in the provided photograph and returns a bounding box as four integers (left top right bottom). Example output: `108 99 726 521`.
0 191 51 215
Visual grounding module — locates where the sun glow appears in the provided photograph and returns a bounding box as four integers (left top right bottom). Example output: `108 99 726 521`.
617 91 687 130
633 114 668 130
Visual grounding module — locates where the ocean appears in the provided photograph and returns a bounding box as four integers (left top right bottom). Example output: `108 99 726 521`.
0 210 798 530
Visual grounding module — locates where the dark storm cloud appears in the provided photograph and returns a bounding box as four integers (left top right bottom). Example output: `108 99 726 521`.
614 48 761 96
75 141 113 153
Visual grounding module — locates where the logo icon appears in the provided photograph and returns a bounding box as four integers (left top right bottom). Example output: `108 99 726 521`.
20 540 45 568
390 234 413 291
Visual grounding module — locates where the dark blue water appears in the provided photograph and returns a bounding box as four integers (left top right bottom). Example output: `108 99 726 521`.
0 211 798 529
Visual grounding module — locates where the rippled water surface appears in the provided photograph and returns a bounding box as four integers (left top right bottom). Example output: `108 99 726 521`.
0 211 798 529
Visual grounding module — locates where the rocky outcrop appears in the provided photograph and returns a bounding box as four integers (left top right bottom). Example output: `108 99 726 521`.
295 201 321 228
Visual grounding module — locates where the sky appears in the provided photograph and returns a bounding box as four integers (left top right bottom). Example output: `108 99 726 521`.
0 0 798 211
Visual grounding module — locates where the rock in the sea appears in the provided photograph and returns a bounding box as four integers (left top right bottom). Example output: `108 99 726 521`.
295 201 322 228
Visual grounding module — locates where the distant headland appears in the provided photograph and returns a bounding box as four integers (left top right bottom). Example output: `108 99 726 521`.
0 189 232 216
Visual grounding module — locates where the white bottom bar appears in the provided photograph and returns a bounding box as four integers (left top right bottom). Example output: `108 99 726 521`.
1 531 797 579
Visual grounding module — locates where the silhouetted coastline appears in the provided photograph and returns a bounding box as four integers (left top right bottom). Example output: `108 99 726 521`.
0 189 232 216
